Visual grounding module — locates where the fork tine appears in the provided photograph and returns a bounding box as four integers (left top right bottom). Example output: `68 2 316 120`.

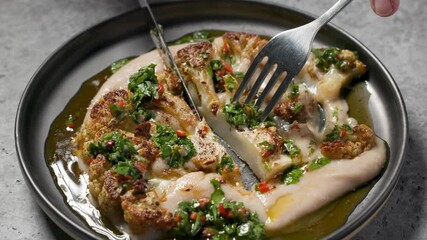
254 68 282 109
260 72 295 121
232 53 265 102
244 61 273 104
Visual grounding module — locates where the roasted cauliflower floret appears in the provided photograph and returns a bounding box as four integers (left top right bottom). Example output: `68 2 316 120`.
320 124 376 159
121 189 174 230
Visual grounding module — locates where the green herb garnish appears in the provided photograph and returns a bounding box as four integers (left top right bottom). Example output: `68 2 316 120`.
88 132 137 163
217 155 234 172
111 59 130 73
325 124 352 142
171 179 265 239
283 140 301 158
223 102 261 129
312 47 357 72
290 82 299 98
128 64 159 121
308 157 331 171
258 141 275 151
152 124 196 168
224 75 237 92
282 166 303 185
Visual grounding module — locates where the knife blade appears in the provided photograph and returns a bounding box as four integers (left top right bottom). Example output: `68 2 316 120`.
139 0 259 188
139 0 201 120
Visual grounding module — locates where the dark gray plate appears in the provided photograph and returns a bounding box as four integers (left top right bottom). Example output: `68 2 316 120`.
15 0 408 239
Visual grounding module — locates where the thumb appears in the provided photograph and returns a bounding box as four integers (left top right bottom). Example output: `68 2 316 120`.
370 0 400 17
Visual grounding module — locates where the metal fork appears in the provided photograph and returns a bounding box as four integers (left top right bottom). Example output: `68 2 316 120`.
233 0 352 121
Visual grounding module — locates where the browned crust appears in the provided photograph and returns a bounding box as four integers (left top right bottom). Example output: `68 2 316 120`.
320 124 376 159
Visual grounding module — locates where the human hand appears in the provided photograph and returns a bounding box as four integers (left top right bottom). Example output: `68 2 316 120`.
370 0 399 17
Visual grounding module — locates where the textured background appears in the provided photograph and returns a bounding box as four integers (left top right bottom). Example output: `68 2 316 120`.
1 0 426 239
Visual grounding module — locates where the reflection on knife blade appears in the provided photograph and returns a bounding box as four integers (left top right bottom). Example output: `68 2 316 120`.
139 0 259 188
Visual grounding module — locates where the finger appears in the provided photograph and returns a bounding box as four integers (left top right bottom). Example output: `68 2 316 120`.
370 0 400 17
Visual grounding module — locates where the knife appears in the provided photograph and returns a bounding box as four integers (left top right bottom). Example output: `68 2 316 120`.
139 0 201 120
139 0 258 188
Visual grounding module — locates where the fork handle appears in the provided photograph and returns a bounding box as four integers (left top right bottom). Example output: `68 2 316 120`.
309 0 353 30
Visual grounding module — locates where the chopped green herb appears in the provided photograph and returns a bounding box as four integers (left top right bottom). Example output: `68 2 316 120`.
224 75 237 92
282 166 303 185
111 59 130 73
88 132 137 163
218 155 234 172
223 102 261 129
210 179 225 204
258 141 275 151
129 108 153 123
109 103 126 121
174 31 215 44
171 179 265 239
210 59 222 71
312 47 357 72
292 102 303 114
308 157 331 171
325 124 352 142
152 124 196 168
290 83 299 98
283 140 301 158
234 71 245 80
128 64 159 121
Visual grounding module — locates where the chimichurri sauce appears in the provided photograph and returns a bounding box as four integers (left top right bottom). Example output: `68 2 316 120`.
44 30 380 240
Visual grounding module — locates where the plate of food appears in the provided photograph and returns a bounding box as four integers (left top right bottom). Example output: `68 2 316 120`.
15 0 408 239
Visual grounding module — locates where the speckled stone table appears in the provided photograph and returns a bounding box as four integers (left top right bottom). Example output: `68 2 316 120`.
1 0 426 239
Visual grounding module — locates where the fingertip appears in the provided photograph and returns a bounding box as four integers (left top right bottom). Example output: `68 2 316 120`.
371 0 400 17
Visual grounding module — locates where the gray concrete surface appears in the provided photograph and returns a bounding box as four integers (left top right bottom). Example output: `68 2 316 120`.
1 0 426 239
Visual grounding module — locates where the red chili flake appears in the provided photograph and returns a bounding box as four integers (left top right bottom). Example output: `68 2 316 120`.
176 215 183 222
157 84 165 94
117 175 133 182
190 212 198 221
117 100 125 108
223 42 230 52
86 158 95 164
134 161 147 174
67 123 75 129
198 197 209 208
223 62 233 73
216 70 224 77
339 128 347 138
218 204 229 217
176 130 186 137
258 182 270 193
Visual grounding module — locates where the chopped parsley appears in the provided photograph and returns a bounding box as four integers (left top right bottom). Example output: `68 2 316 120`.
308 157 331 171
111 58 130 73
325 124 352 142
289 82 299 98
127 64 159 122
283 140 301 158
88 132 136 163
88 132 145 178
291 102 303 114
152 124 196 168
258 141 275 151
312 47 357 72
224 75 237 92
281 157 332 185
171 179 265 239
223 102 261 129
282 166 303 185
217 155 234 172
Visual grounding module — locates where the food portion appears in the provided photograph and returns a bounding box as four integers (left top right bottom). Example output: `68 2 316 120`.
67 32 386 239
